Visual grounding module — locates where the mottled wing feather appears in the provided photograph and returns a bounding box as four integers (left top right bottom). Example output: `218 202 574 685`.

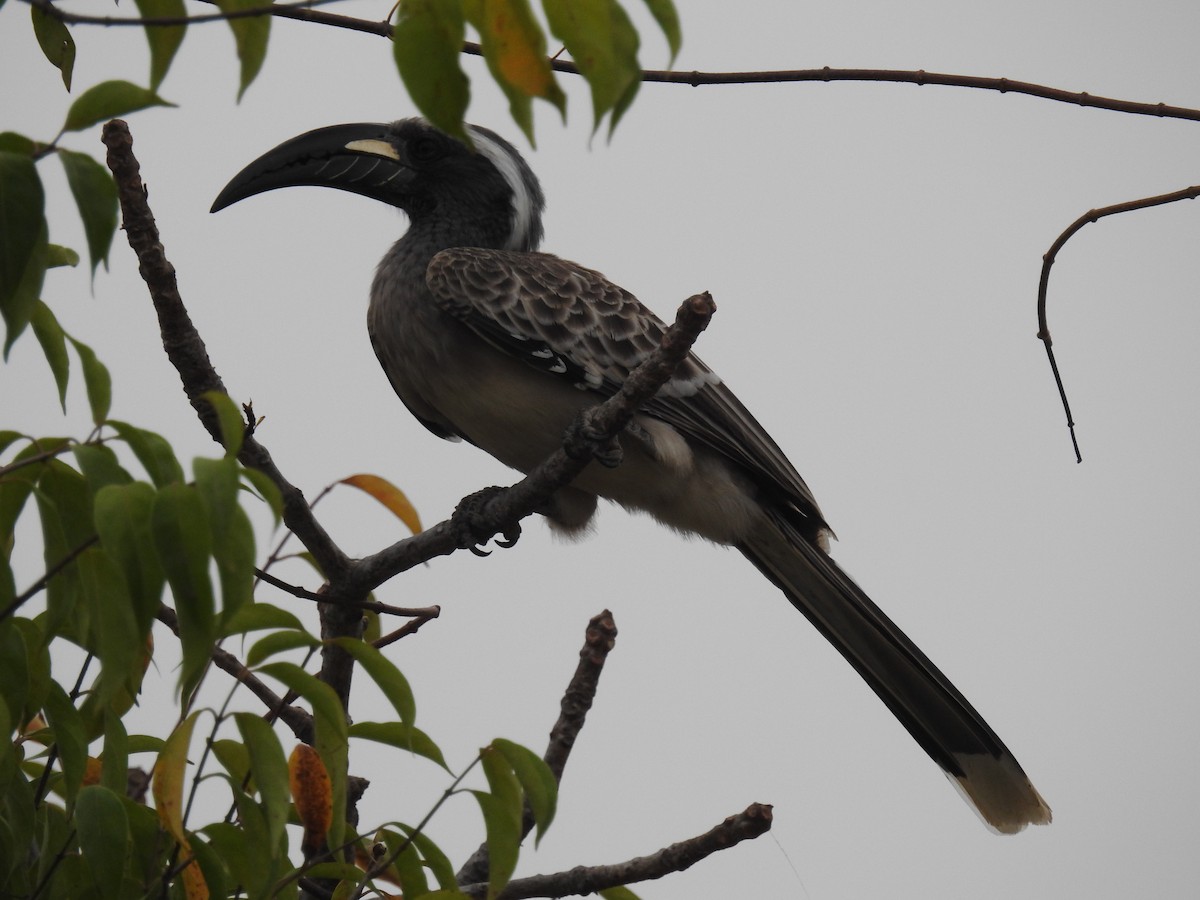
426 247 828 530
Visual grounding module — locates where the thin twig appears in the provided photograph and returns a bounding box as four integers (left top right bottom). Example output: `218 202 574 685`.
371 608 440 649
253 566 438 618
22 0 346 28
187 3 1200 125
1 535 99 623
460 803 774 899
156 605 315 743
1036 183 1200 462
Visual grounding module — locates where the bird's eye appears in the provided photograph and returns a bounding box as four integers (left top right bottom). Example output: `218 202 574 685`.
409 136 442 163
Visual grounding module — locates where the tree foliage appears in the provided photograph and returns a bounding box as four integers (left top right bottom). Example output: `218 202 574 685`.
0 1 681 896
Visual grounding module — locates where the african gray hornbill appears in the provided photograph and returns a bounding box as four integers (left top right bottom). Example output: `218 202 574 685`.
211 117 1051 833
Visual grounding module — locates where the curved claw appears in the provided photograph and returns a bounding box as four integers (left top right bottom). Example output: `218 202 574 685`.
452 486 521 554
495 522 522 549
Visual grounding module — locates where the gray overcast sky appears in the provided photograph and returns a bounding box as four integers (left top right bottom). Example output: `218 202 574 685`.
4 1 1200 897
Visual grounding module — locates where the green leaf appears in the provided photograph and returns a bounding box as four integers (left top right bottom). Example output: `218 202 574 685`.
210 737 250 785
151 484 215 700
246 628 318 667
640 0 681 63
100 709 129 796
394 824 458 891
212 0 271 101
0 620 30 726
65 335 112 424
58 149 118 277
465 0 565 143
42 679 87 808
125 733 166 755
108 420 184 487
233 712 289 851
186 831 232 900
471 789 520 899
0 133 36 156
62 80 175 133
393 0 471 143
220 601 303 637
257 662 348 849
240 466 283 525
73 444 133 495
33 459 93 638
491 738 556 845
331 637 415 725
347 721 448 770
543 0 641 133
30 301 69 411
75 785 129 900
200 390 245 457
472 744 524 897
194 455 253 621
379 827 430 899
0 152 47 356
200 822 259 900
45 244 80 268
78 546 140 706
94 482 164 637
133 0 188 91
30 4 76 91
0 440 48 561
10 617 50 722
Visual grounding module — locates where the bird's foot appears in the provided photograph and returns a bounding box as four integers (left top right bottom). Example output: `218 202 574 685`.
451 486 522 557
566 411 624 469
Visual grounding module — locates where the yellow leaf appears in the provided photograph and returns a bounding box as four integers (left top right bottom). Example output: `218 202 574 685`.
152 712 208 898
152 711 200 844
340 474 422 535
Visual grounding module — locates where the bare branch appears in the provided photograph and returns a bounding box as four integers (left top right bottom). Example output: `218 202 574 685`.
640 66 1200 123
456 610 619 885
460 803 774 899
1036 183 1200 463
101 118 352 583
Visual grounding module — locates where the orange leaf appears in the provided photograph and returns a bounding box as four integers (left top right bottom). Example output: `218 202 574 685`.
83 756 103 786
485 0 554 97
289 743 332 854
340 474 422 535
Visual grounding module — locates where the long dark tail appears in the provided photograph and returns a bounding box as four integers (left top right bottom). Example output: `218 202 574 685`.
740 513 1051 833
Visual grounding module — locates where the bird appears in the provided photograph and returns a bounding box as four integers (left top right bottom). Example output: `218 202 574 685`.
212 117 1051 833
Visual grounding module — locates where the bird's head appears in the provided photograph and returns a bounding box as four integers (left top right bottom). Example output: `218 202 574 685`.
211 118 545 251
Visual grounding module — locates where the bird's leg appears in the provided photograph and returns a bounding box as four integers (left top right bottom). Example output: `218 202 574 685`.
451 486 523 556
564 408 624 469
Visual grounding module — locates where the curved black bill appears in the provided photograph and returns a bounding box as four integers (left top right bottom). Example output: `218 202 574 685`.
210 122 410 213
